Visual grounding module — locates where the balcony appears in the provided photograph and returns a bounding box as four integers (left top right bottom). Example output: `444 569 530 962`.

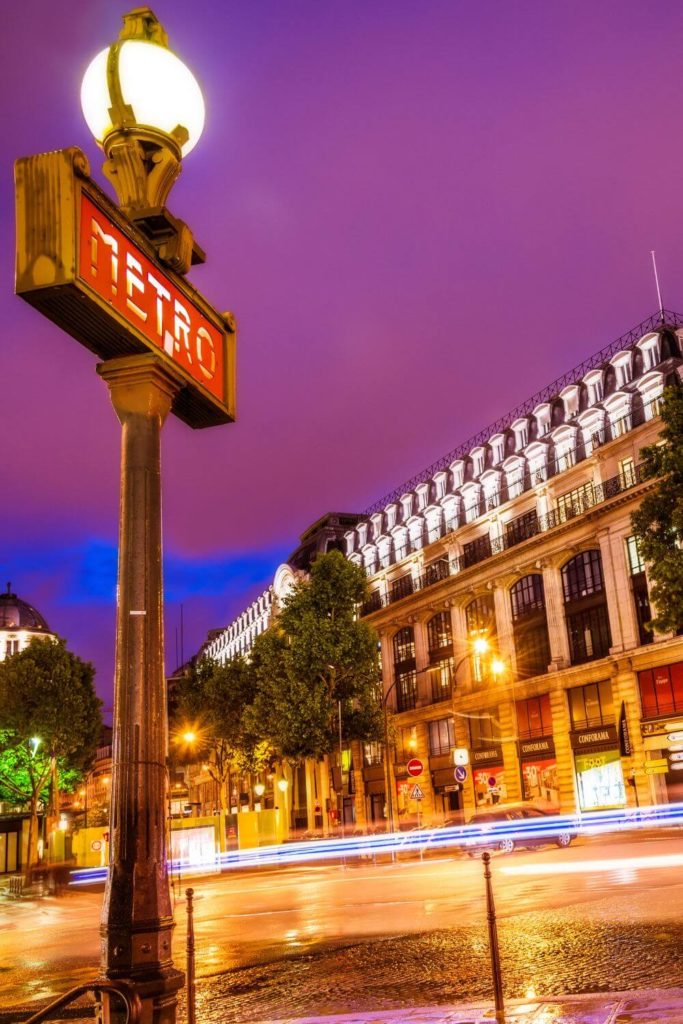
360 463 647 616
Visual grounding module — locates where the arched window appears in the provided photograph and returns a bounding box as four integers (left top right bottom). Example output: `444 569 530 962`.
427 611 454 703
510 574 550 678
392 627 417 711
465 595 497 683
561 551 612 664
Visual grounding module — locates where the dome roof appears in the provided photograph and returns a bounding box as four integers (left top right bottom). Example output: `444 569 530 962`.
0 584 50 632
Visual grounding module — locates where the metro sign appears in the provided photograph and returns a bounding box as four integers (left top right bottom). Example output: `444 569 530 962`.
15 148 236 428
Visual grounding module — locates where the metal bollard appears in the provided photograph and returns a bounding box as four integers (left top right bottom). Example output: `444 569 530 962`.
186 887 196 1024
482 852 505 1024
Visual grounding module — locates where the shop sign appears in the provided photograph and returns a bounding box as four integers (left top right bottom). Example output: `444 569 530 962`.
570 725 618 750
618 702 632 757
444 784 460 793
471 745 503 767
15 148 236 429
519 736 555 759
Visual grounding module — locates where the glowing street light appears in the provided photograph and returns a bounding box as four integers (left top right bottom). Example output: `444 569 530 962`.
254 783 266 797
277 778 289 793
472 636 490 656
29 736 41 757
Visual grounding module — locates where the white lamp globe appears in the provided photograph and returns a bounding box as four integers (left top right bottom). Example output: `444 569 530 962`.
81 39 205 156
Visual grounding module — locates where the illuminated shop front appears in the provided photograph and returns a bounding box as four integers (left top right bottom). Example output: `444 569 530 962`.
639 661 683 803
519 737 559 805
571 725 626 810
471 745 507 807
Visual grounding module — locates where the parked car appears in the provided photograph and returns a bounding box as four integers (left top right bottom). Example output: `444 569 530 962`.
464 803 576 855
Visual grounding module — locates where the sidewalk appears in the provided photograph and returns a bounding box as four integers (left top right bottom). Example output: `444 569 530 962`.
253 988 683 1024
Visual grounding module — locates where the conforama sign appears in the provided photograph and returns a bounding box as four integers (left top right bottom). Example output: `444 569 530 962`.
15 147 235 428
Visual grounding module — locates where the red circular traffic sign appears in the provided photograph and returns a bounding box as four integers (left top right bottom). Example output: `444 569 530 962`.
407 758 424 777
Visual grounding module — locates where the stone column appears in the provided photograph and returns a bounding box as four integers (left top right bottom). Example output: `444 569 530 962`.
413 618 430 703
492 583 515 668
542 563 571 669
97 355 184 1024
597 529 626 654
548 687 577 812
498 700 522 803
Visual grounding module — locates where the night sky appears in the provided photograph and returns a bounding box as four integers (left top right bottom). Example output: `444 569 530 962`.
3 1 683 712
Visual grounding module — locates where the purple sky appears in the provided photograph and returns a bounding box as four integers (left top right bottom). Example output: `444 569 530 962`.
3 1 683 712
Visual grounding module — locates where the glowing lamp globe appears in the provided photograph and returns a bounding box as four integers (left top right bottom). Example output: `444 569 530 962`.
81 37 204 157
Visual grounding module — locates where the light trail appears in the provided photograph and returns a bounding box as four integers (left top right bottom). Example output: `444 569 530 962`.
499 853 683 875
68 802 683 887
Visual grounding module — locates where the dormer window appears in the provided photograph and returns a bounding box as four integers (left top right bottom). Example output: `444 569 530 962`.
400 493 414 521
603 391 632 439
470 446 486 478
424 505 443 544
362 544 378 574
636 370 665 420
433 471 449 500
532 403 552 437
551 424 578 473
481 469 502 511
636 332 661 372
511 417 529 451
525 441 548 485
461 481 483 522
416 482 430 511
376 536 393 569
489 433 506 466
440 494 460 533
610 350 632 388
370 512 384 540
356 522 369 548
582 368 604 406
558 385 580 419
385 503 398 530
406 516 425 551
344 530 357 555
503 454 526 499
450 459 466 489
392 525 409 562
577 408 606 455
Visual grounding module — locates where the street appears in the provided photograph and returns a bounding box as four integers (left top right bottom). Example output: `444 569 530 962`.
2 828 683 1021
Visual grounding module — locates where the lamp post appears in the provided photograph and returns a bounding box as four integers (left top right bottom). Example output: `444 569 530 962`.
80 10 206 1023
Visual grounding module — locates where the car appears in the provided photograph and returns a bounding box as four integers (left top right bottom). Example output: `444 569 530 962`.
464 803 576 855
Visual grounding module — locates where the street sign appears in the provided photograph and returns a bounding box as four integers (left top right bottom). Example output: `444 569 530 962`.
647 758 668 769
669 752 683 763
668 732 683 743
407 758 424 777
644 765 669 775
453 748 469 766
15 148 236 429
410 784 424 801
454 765 468 783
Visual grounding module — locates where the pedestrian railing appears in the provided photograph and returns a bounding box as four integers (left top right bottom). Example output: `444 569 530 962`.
22 981 141 1024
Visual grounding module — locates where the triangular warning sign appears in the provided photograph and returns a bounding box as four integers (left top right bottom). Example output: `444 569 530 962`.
410 783 424 801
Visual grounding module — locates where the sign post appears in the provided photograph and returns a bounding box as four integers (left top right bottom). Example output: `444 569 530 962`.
14 12 235 1023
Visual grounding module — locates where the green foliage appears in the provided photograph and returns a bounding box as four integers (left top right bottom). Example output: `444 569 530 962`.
632 383 683 634
0 637 103 805
247 550 383 762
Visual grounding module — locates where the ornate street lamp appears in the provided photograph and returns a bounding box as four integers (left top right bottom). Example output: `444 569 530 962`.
80 6 206 273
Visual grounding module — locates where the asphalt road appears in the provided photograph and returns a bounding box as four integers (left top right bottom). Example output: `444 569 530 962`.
2 828 683 1020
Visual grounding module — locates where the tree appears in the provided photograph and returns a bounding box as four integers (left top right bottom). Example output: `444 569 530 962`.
632 383 683 634
0 637 102 878
174 655 267 812
247 550 383 764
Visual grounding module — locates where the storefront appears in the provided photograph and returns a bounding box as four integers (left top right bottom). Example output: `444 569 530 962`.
431 764 462 821
639 663 683 804
471 745 507 808
570 724 626 810
519 737 559 805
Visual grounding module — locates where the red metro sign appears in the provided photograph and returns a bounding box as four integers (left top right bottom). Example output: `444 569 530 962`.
15 148 235 429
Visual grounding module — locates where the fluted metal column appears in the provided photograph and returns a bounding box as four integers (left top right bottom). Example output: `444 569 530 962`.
97 353 184 1024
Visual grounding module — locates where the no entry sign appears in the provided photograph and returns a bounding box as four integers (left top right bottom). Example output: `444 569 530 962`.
407 758 423 777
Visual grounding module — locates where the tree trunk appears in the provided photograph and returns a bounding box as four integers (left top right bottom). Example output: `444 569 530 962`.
23 796 40 884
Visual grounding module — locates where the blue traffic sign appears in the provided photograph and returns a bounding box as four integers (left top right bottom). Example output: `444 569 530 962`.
454 765 467 783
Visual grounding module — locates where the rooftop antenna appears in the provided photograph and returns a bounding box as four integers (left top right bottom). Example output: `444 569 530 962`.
650 250 664 321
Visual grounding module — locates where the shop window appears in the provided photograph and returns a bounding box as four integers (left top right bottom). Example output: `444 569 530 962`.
469 708 499 748
638 663 683 718
510 574 550 678
516 694 552 738
396 726 418 762
363 742 383 766
568 680 614 730
625 535 652 646
465 594 497 683
556 482 595 523
562 551 612 665
575 749 625 810
429 717 455 756
427 611 453 653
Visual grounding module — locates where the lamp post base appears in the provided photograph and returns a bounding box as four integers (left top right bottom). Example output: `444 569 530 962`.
98 967 184 1024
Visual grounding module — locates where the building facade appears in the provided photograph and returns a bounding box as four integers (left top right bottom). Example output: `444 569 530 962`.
343 314 683 827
